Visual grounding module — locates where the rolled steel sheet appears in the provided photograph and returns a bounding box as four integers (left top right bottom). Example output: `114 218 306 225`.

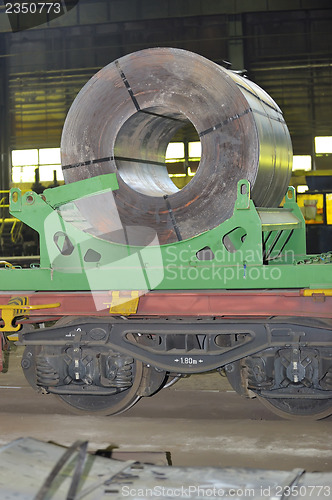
61 48 292 245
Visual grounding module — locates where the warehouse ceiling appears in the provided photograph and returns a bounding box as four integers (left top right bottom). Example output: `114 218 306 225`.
0 0 332 189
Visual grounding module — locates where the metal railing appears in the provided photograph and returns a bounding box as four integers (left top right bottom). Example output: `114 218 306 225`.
0 191 23 245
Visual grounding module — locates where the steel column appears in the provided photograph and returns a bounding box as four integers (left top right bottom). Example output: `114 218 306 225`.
0 34 10 192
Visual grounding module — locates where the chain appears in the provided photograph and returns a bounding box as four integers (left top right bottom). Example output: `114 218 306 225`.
295 251 332 265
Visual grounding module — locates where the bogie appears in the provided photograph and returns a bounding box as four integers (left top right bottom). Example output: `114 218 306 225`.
20 318 168 416
225 347 332 420
18 316 332 419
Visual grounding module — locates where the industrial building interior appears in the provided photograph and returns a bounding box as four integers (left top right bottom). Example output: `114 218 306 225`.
1 0 332 256
0 0 332 496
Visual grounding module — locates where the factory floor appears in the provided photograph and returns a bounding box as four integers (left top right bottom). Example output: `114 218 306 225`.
0 345 331 472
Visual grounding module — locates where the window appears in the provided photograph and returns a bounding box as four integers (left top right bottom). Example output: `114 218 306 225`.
165 141 202 163
188 141 201 159
11 148 64 184
165 142 185 162
292 155 312 172
315 137 332 154
165 141 201 178
297 185 309 193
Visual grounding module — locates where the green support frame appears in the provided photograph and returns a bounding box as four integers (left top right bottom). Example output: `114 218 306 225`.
0 174 331 292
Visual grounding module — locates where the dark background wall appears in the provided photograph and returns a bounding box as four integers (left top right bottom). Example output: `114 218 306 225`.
0 0 332 189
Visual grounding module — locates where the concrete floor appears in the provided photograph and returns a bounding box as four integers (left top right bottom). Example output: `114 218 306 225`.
0 345 331 472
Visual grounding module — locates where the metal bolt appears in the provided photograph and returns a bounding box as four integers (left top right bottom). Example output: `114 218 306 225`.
21 358 31 369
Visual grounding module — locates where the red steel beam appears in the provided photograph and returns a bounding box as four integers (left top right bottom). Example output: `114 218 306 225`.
137 290 332 318
0 289 331 321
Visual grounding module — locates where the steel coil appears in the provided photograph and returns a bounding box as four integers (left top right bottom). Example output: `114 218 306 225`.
61 48 292 245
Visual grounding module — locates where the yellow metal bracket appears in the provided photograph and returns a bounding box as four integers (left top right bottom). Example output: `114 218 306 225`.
0 297 60 334
301 288 332 303
302 289 332 297
105 291 140 315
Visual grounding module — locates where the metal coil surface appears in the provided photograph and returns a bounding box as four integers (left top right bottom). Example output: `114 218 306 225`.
61 48 292 245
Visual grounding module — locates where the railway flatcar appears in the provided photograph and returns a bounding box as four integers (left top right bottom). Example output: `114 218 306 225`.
1 49 331 419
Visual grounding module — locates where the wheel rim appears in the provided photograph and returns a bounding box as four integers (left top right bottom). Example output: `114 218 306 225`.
22 317 145 416
56 360 144 416
224 360 332 420
258 395 332 420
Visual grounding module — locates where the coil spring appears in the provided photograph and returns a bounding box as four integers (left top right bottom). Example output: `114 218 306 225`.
113 357 133 388
36 356 60 387
323 367 332 388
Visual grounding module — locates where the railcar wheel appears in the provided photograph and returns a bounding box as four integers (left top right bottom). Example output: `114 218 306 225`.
224 359 332 420
257 396 332 421
163 374 182 389
21 317 148 416
49 316 145 415
56 360 144 416
22 344 145 416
